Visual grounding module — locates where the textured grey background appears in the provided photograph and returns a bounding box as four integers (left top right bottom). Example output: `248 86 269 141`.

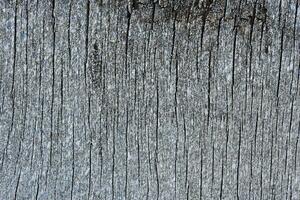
0 0 299 199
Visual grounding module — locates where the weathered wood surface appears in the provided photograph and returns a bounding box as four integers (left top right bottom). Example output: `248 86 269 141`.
0 0 299 199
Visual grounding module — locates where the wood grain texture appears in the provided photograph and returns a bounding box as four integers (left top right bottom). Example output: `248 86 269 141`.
0 0 299 199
